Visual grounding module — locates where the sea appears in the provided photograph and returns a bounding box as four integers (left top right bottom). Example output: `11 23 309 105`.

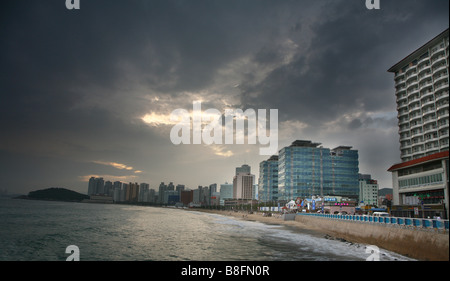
0 197 415 262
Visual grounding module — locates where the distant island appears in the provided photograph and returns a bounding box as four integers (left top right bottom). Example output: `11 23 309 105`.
15 187 89 202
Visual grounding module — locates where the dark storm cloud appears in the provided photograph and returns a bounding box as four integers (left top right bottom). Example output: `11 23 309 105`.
0 0 448 193
0 0 315 152
240 0 449 125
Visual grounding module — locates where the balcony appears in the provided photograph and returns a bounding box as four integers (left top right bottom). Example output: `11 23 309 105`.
411 129 423 136
424 138 439 148
421 98 435 107
440 139 449 148
419 80 433 91
397 94 407 103
418 62 431 72
401 149 412 159
439 130 449 138
423 117 437 126
431 54 446 65
438 123 449 131
409 113 421 122
433 62 447 73
396 88 407 97
408 94 420 104
430 45 445 56
410 121 423 129
425 146 440 154
400 133 410 141
435 90 449 101
399 125 410 133
395 71 405 79
406 84 419 95
405 66 416 76
418 55 430 67
395 77 406 86
438 111 450 120
435 80 449 90
397 103 408 111
420 94 434 105
398 116 409 125
411 144 424 154
423 125 437 133
437 102 449 111
398 109 409 117
418 72 432 83
434 74 448 86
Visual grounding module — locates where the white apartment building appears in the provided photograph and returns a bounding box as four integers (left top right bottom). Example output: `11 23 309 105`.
359 174 379 207
233 173 254 200
388 28 449 219
388 28 449 162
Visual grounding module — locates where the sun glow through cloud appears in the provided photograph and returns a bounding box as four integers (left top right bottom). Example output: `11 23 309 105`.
92 160 134 171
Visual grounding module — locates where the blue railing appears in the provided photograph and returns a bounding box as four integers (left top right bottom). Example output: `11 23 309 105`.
297 213 449 231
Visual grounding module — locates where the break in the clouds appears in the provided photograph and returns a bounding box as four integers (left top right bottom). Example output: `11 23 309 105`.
0 0 448 194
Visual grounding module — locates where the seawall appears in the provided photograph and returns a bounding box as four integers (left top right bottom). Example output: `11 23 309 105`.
295 215 449 261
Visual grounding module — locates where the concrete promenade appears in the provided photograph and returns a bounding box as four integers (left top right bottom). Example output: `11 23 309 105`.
295 215 449 261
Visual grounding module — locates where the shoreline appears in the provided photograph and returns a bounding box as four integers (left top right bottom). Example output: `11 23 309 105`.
187 208 448 261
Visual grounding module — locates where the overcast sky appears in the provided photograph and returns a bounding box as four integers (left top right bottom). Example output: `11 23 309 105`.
1 0 448 195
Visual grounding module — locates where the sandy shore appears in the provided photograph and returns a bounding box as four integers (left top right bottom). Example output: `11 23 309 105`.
185 208 449 261
188 208 338 235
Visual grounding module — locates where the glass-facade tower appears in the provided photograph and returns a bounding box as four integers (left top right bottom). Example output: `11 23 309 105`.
258 155 278 202
278 140 359 201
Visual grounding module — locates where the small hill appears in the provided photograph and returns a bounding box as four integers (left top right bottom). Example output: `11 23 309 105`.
20 187 89 202
378 188 393 196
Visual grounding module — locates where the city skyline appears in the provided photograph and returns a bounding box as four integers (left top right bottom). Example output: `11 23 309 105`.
1 0 449 195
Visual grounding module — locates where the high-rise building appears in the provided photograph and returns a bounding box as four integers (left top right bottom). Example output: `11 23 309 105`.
233 165 254 200
104 181 113 196
176 184 185 197
278 140 359 201
121 183 128 202
258 155 278 203
158 182 167 204
388 28 449 162
87 177 105 196
220 182 233 206
198 186 210 205
358 174 379 207
139 183 149 202
181 190 193 206
88 177 96 196
236 164 251 175
148 189 156 203
193 188 200 204
387 28 449 219
96 177 105 195
253 184 258 200
126 182 139 202
113 181 122 202
209 183 217 194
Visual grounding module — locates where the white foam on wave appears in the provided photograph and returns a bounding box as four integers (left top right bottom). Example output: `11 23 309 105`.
205 212 416 261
